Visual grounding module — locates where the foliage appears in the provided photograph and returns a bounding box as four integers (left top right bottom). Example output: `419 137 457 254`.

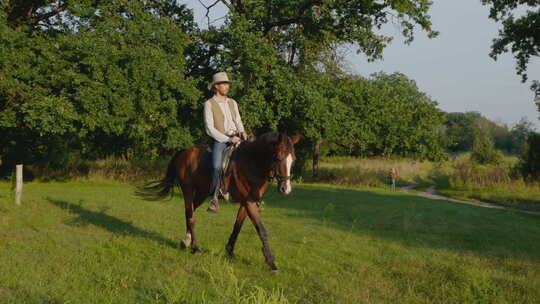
519 132 540 181
334 72 448 160
209 0 438 67
510 116 536 154
1 0 448 176
480 0 540 106
0 1 200 170
445 112 533 154
192 0 441 174
471 133 503 165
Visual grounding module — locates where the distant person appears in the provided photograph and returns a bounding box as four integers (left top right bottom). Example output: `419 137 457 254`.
203 72 247 213
388 168 397 191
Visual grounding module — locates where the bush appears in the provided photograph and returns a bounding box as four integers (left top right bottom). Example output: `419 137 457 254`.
450 157 513 189
519 132 540 181
471 134 503 165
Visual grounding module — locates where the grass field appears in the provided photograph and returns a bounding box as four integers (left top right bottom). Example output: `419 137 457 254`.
1 180 539 303
313 155 540 211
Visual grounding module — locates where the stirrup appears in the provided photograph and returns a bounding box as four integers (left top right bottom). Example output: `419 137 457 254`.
219 189 230 201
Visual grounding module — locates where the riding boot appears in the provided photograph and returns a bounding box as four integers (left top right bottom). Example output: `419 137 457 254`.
208 179 230 212
219 177 230 201
207 177 222 213
207 195 219 213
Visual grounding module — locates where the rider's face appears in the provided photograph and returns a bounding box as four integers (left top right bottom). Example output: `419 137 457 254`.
214 82 230 96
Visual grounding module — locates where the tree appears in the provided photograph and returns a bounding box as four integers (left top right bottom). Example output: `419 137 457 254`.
342 72 448 160
198 0 438 66
480 0 540 109
510 117 536 154
445 111 522 154
471 132 503 165
0 0 200 173
519 132 540 181
194 0 439 174
446 112 484 152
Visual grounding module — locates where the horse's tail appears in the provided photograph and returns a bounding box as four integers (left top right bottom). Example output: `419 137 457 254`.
135 150 184 201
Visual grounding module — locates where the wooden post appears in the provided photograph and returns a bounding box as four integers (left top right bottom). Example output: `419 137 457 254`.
15 164 23 205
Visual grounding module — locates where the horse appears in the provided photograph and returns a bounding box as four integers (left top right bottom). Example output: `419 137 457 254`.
137 132 301 271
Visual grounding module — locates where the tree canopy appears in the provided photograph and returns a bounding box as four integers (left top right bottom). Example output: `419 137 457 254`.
480 0 540 109
1 0 453 176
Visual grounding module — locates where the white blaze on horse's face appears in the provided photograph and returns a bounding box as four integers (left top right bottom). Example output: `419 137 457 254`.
284 153 293 194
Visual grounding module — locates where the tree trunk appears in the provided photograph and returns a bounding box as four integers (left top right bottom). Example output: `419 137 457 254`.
312 139 322 177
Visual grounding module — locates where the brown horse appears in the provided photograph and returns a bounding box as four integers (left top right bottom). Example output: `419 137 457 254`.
137 132 301 271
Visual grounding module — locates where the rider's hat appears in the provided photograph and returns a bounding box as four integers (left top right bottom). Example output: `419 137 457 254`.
208 72 232 91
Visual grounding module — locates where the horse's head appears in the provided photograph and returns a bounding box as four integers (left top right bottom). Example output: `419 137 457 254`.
271 132 301 195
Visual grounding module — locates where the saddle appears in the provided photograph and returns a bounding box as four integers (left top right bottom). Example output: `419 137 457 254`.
205 143 237 174
205 142 240 198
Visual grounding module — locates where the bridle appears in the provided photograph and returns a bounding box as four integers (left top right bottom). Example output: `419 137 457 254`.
267 157 292 183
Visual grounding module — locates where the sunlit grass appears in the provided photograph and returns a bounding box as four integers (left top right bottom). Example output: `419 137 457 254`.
1 180 539 303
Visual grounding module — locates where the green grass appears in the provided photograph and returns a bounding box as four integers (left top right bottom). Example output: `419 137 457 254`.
1 181 539 303
437 187 540 212
316 155 540 211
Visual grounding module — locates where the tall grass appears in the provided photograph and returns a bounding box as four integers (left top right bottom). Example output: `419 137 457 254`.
448 153 519 188
311 154 540 211
9 153 540 210
20 156 168 182
307 156 433 187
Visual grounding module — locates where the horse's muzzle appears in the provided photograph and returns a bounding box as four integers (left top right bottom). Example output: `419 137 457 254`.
278 181 292 195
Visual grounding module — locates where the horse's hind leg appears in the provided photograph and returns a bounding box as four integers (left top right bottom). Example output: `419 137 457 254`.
188 191 208 252
180 184 199 252
226 205 247 258
245 202 278 271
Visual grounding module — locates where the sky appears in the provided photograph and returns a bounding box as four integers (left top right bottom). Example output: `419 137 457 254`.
186 0 540 130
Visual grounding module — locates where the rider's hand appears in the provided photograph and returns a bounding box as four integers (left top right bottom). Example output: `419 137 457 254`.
229 136 241 144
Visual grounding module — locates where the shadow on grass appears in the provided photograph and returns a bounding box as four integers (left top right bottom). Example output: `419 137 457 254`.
267 184 540 262
47 199 179 249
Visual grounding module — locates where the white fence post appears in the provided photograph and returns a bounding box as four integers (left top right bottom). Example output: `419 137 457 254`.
15 164 23 205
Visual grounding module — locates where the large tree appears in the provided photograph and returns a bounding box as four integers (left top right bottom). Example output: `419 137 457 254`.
480 0 540 111
195 0 439 173
0 0 200 171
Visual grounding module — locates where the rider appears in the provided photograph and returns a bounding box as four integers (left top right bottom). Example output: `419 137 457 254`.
203 72 247 213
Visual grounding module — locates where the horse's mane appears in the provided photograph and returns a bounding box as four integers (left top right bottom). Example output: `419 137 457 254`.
239 132 293 152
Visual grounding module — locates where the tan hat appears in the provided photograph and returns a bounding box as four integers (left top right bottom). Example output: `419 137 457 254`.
207 72 232 90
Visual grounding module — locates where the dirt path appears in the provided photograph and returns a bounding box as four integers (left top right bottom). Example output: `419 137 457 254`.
400 184 540 215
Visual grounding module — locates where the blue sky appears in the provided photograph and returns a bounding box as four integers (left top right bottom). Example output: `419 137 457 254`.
187 1 540 129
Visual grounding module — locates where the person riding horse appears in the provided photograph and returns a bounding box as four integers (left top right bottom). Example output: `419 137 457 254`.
137 71 301 271
204 72 247 213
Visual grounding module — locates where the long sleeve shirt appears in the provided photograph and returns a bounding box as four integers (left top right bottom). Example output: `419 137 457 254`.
203 96 245 143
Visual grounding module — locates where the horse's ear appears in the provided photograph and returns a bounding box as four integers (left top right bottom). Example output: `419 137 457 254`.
277 133 285 144
290 133 301 145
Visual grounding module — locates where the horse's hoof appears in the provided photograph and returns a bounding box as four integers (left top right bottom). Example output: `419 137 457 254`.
180 240 189 249
225 245 234 257
191 247 201 254
269 264 279 272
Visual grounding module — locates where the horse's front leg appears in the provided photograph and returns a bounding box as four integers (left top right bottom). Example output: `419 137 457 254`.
245 201 278 271
226 205 247 257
